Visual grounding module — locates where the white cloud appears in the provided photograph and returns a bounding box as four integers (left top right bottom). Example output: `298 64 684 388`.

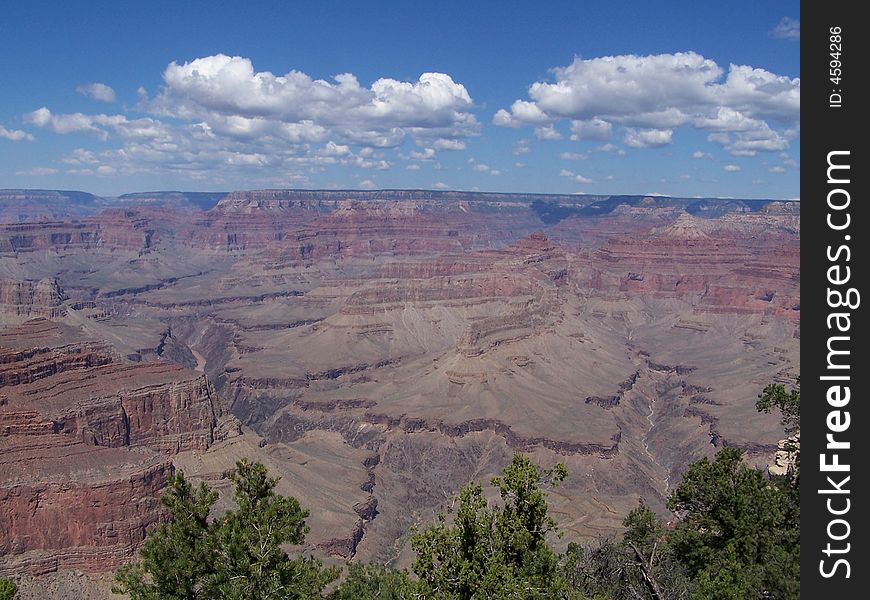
692 150 711 159
433 138 466 150
514 162 526 168
411 147 436 160
768 165 786 173
490 169 501 176
596 143 619 153
432 181 450 189
512 139 531 155
0 125 34 141
569 118 613 141
318 141 350 156
559 169 574 177
493 100 549 127
19 55 483 184
15 167 58 176
723 164 741 172
24 107 144 140
150 54 479 146
574 174 592 184
474 163 490 172
534 124 562 140
494 51 799 156
359 179 377 189
560 151 588 160
624 128 673 148
77 82 117 102
352 156 391 169
707 125 791 156
406 164 421 170
771 17 800 40
97 165 117 175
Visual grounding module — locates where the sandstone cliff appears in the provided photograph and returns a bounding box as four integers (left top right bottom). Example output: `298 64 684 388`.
0 320 221 576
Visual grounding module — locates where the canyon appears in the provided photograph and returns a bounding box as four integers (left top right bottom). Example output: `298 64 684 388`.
0 189 799 592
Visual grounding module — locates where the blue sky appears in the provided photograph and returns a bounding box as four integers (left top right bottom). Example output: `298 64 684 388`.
0 1 800 198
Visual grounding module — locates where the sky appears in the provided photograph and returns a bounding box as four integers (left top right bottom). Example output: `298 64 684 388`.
0 1 800 198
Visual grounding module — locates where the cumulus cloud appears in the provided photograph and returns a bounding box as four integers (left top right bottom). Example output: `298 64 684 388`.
495 52 799 156
723 164 741 172
768 166 786 173
560 151 588 160
473 163 491 172
569 118 613 141
493 100 550 127
410 147 437 160
534 124 562 140
771 17 800 40
149 54 478 146
433 138 466 150
318 141 351 156
692 150 711 159
559 169 575 177
77 82 117 102
432 181 450 189
0 125 34 141
706 124 789 156
624 128 673 148
20 55 486 184
406 164 421 170
24 107 156 140
358 179 377 189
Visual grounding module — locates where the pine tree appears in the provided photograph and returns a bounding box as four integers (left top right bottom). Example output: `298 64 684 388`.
411 453 577 600
114 460 337 600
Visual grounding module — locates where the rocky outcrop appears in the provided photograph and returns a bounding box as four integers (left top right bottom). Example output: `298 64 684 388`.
0 210 154 254
4 362 219 453
0 279 68 319
0 323 222 575
582 213 800 318
0 450 170 576
769 435 800 478
0 343 112 387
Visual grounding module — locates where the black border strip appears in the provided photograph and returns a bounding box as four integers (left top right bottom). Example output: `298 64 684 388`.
802 2 868 595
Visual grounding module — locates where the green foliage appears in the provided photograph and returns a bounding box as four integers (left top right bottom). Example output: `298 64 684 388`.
563 506 691 600
667 448 799 599
114 460 337 600
0 577 16 600
411 453 577 599
328 563 415 600
756 379 800 436
115 470 217 600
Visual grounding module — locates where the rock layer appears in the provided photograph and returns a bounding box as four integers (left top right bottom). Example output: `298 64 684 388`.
0 321 221 575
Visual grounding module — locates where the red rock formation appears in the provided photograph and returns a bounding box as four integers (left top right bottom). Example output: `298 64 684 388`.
581 213 800 318
0 322 221 575
0 279 68 319
0 445 169 575
0 207 159 255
